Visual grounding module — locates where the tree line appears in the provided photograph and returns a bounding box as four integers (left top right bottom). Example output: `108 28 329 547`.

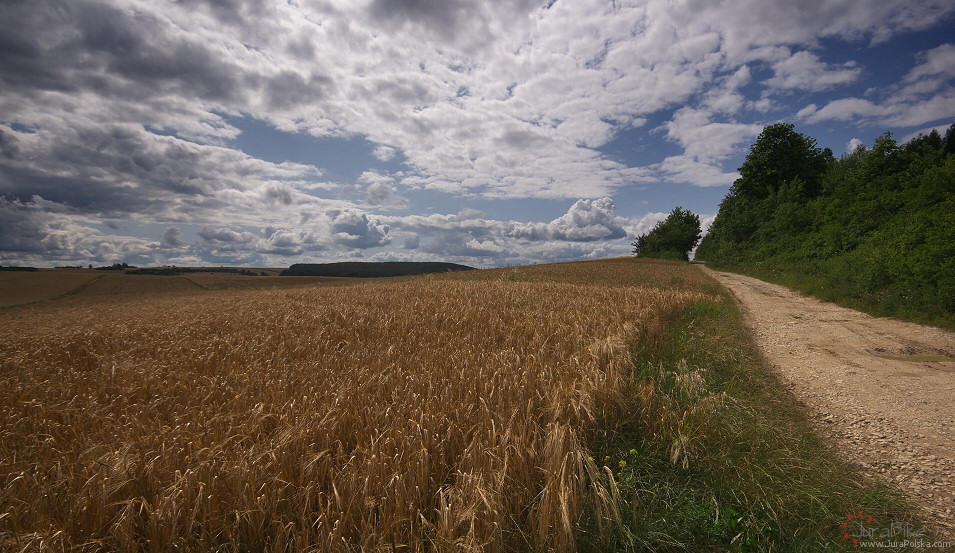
696 122 955 328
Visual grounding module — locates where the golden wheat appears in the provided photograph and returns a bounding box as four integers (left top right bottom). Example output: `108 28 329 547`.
0 259 714 552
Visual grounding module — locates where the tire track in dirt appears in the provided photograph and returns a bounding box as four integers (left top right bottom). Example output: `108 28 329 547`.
702 267 955 538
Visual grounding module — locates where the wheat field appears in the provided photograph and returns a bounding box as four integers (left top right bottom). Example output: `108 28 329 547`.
0 271 99 308
0 259 714 552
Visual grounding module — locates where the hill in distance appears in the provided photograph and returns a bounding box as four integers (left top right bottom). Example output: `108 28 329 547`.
280 261 474 278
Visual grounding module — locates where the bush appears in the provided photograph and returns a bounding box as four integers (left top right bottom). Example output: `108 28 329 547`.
698 122 955 328
632 207 702 261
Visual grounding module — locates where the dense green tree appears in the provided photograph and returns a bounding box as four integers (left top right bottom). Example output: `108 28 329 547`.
696 120 955 328
632 207 701 261
944 124 955 156
732 123 829 201
697 123 829 263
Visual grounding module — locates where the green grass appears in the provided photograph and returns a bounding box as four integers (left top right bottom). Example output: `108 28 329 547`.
579 280 930 551
714 263 955 332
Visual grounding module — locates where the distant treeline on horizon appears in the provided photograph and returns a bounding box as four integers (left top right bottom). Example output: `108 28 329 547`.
280 261 474 278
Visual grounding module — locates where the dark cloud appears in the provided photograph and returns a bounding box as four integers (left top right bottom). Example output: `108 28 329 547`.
0 130 20 160
0 1 332 245
0 199 53 254
264 185 294 206
160 226 185 248
198 226 256 245
0 2 234 103
165 223 333 259
0 0 336 129
0 2 75 93
0 120 318 226
402 234 420 249
0 165 167 218
368 0 545 46
0 129 196 219
419 237 513 258
0 196 160 264
371 78 434 106
174 0 250 23
365 181 408 207
194 226 264 260
498 128 551 150
265 71 333 111
329 210 391 249
260 230 305 256
369 0 471 35
62 127 209 196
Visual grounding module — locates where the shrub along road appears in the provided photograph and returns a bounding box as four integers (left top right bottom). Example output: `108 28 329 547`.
703 266 955 538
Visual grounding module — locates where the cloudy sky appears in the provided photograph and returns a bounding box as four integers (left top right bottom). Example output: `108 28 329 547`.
1 0 953 268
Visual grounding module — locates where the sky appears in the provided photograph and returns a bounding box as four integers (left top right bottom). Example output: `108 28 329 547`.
1 0 954 268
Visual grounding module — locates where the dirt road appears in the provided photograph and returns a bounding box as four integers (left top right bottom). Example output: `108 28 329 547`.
702 267 955 537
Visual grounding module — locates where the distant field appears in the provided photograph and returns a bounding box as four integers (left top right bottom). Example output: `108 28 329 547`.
80 272 204 296
0 269 99 307
184 273 351 290
0 269 351 307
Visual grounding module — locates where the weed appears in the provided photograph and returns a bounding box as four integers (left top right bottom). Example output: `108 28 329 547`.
581 282 926 552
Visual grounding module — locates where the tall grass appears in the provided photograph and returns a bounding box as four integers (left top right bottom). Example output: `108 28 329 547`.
581 289 926 551
0 260 713 552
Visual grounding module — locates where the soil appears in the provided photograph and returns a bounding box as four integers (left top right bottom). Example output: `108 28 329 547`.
703 267 955 539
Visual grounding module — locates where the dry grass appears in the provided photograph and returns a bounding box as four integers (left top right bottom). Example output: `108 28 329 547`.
0 259 714 552
0 269 353 309
182 274 349 291
444 258 715 291
80 274 204 297
0 271 99 308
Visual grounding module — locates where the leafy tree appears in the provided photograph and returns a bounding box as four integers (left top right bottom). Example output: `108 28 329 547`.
632 207 702 261
945 123 955 157
698 123 829 263
732 123 828 201
696 120 955 328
